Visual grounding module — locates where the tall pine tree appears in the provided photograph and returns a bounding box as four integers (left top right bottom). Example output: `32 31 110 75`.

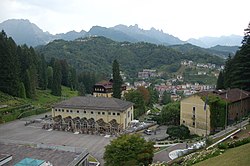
60 59 69 86
47 66 53 89
38 54 48 90
69 67 77 91
112 60 122 99
51 60 62 96
216 71 225 89
223 55 233 89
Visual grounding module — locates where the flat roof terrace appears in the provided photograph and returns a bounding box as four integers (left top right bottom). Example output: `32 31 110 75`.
0 143 85 166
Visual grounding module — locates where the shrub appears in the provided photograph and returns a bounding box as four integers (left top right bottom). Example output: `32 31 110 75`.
218 142 228 149
228 137 250 148
218 137 250 150
167 125 190 140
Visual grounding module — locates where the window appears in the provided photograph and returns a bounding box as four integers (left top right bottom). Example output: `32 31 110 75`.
70 110 73 113
113 113 116 115
98 112 101 115
108 112 111 115
77 110 79 113
192 107 195 113
193 122 195 126
128 111 130 118
58 109 61 112
183 120 185 123
84 111 86 113
91 111 94 114
55 109 57 112
102 112 105 115
117 113 120 116
66 110 69 113
62 109 64 112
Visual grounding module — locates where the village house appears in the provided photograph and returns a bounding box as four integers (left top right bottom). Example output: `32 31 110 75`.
92 80 127 98
180 88 250 136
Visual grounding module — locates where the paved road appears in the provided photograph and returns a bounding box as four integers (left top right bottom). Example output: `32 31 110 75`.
210 119 249 139
153 143 186 163
153 119 249 164
0 118 113 165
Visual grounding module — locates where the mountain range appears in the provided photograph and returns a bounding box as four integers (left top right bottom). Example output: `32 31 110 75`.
0 19 242 50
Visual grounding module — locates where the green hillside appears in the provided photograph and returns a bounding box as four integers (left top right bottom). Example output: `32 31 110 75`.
36 37 225 78
0 86 77 123
195 142 250 166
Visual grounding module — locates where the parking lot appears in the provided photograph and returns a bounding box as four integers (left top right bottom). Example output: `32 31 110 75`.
0 114 113 165
140 125 169 141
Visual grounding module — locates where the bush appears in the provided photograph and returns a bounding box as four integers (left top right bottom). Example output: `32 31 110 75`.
218 142 228 149
228 137 250 148
167 125 190 140
218 137 250 149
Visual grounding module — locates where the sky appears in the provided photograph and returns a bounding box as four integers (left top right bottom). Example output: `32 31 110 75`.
0 0 249 40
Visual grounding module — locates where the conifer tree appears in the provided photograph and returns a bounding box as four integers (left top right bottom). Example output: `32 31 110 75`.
78 83 85 96
222 22 250 91
112 60 122 99
29 65 37 98
38 54 48 90
60 59 69 86
51 60 62 96
223 55 233 89
216 71 224 89
69 67 77 91
19 82 26 98
47 66 53 89
24 69 31 98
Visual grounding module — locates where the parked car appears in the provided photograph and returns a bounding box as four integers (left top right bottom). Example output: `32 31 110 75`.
144 129 152 135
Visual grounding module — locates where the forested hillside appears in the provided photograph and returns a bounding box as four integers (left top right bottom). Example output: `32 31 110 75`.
0 30 79 98
217 23 250 91
36 36 225 78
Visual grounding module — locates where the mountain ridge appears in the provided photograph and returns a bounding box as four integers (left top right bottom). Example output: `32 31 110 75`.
0 19 243 49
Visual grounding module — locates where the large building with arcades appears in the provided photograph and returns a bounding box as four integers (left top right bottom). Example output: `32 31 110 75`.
51 96 134 134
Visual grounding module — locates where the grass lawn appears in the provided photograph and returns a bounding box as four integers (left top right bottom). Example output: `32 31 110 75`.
28 86 78 108
194 142 250 166
0 87 78 123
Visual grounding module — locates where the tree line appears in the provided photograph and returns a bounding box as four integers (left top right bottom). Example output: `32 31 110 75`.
0 30 100 98
217 23 250 91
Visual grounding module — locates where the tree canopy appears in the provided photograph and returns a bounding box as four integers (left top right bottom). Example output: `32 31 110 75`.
36 36 225 78
112 60 122 99
104 134 154 166
220 23 250 91
167 124 190 139
0 30 84 98
160 102 180 125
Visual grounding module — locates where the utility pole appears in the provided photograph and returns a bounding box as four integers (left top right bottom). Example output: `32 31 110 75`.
225 92 228 133
240 89 242 129
204 96 208 140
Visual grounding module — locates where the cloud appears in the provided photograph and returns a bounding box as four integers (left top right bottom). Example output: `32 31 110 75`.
0 0 249 40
